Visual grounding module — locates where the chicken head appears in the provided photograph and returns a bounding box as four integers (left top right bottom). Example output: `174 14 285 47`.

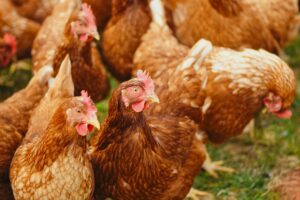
66 90 100 136
0 33 17 67
71 3 99 42
263 92 293 119
121 70 160 112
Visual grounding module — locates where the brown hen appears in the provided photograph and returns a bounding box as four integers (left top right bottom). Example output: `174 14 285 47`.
90 71 206 200
102 0 151 81
164 0 300 53
134 0 296 176
0 0 40 58
0 65 53 199
10 56 99 200
32 0 109 102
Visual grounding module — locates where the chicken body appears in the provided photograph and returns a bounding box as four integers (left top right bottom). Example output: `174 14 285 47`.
91 78 205 200
0 0 40 58
0 66 52 199
102 0 151 80
10 57 95 200
32 0 109 102
164 0 299 53
10 103 94 200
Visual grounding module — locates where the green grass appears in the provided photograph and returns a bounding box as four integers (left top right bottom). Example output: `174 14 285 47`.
1 36 300 200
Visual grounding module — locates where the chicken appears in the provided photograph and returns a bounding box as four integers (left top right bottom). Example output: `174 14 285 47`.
0 65 53 199
10 56 100 200
90 71 206 200
32 0 109 102
133 0 296 177
102 0 151 81
0 0 40 58
0 33 17 68
271 168 300 200
12 0 111 29
163 0 300 53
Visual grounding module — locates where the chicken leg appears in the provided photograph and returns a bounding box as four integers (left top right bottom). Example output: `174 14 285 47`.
185 188 214 200
242 119 255 139
202 146 235 178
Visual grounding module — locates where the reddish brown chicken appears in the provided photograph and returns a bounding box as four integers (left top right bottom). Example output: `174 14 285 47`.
0 33 17 68
10 56 100 200
134 0 296 177
163 0 300 53
90 71 206 200
102 0 151 80
32 0 109 102
0 65 53 199
0 0 40 58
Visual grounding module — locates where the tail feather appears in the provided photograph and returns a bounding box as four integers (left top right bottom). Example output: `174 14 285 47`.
177 39 213 71
49 54 74 97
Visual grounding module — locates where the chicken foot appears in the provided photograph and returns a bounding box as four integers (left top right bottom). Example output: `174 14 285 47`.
242 119 255 139
185 188 214 200
202 146 235 178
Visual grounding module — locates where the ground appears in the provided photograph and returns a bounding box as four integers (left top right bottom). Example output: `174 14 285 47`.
1 36 300 200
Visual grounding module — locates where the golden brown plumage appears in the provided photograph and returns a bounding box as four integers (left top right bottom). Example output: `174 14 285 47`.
102 0 151 81
32 0 109 102
90 73 205 200
134 0 296 144
0 0 40 58
164 0 300 53
10 56 97 200
0 66 52 199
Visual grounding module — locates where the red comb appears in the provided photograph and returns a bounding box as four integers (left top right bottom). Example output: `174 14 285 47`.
136 70 155 92
80 90 97 114
3 33 17 55
81 3 96 27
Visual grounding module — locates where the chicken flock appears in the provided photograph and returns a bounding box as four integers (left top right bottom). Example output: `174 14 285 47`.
0 0 299 199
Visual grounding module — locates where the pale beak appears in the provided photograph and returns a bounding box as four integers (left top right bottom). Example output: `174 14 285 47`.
90 30 100 40
87 117 100 130
147 92 160 103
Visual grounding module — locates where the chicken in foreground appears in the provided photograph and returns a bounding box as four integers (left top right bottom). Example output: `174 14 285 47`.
163 0 300 53
102 0 151 80
32 0 109 101
0 33 17 68
90 71 206 199
134 0 296 178
10 56 99 200
0 65 53 199
0 0 40 58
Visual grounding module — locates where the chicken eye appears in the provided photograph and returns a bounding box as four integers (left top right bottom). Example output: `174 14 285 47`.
134 88 139 93
76 108 81 113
